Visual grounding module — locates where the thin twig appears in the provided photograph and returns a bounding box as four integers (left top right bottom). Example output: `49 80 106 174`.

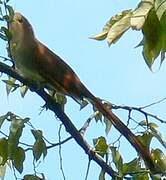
58 124 66 180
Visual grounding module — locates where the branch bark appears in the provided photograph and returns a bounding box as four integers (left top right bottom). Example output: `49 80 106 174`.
0 61 120 179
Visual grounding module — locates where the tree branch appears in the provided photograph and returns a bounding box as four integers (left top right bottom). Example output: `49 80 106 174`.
0 61 119 179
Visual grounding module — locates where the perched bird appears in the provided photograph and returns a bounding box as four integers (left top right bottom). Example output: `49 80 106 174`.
9 12 156 171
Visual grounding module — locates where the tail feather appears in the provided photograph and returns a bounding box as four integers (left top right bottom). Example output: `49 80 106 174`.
81 84 156 172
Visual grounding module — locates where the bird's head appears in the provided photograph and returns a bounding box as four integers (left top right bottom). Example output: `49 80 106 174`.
8 12 35 44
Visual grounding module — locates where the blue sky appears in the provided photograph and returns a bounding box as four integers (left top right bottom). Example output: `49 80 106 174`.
0 0 166 179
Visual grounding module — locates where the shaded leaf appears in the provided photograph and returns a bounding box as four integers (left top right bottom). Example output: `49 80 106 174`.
131 0 154 30
33 139 47 161
99 169 105 180
12 147 25 173
24 174 43 180
155 0 166 19
0 138 8 165
151 149 166 172
122 158 140 175
0 157 6 180
142 8 162 69
104 117 112 135
137 131 153 148
6 5 14 20
150 126 166 148
93 136 108 157
31 130 43 140
0 26 12 41
132 172 149 180
110 146 123 174
0 114 8 129
0 32 7 41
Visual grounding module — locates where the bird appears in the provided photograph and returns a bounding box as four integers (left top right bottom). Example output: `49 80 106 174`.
8 12 156 172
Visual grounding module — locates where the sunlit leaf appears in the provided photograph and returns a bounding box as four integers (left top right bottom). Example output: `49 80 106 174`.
20 85 28 98
131 0 154 30
8 117 25 158
155 0 166 19
93 136 108 157
90 31 108 41
91 9 132 44
12 147 25 173
3 77 16 96
107 11 132 45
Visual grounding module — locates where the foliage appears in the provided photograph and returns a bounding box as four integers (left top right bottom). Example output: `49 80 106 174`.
91 0 166 69
0 0 165 180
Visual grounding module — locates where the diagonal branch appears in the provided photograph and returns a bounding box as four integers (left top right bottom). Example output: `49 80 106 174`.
0 61 119 179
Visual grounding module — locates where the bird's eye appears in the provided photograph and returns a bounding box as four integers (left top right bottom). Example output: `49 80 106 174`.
17 17 23 23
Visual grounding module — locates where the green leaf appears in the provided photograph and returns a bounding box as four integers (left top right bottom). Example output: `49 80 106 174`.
91 9 132 44
104 117 112 135
3 77 16 96
131 0 154 30
6 5 14 20
31 130 47 161
155 0 166 19
107 10 132 45
110 146 123 174
90 31 108 41
0 32 7 41
0 138 8 165
0 157 6 180
132 172 149 180
8 117 25 158
31 130 43 140
0 114 8 129
122 158 140 175
24 174 43 180
142 8 162 69
33 139 47 161
20 85 28 98
0 26 12 41
137 131 153 148
151 149 166 172
150 126 166 148
93 136 108 157
160 11 166 64
12 147 25 173
99 169 105 180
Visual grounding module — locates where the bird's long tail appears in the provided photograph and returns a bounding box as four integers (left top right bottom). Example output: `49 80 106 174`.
80 84 156 172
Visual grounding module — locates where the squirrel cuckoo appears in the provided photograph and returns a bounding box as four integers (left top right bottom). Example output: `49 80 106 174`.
8 12 156 171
